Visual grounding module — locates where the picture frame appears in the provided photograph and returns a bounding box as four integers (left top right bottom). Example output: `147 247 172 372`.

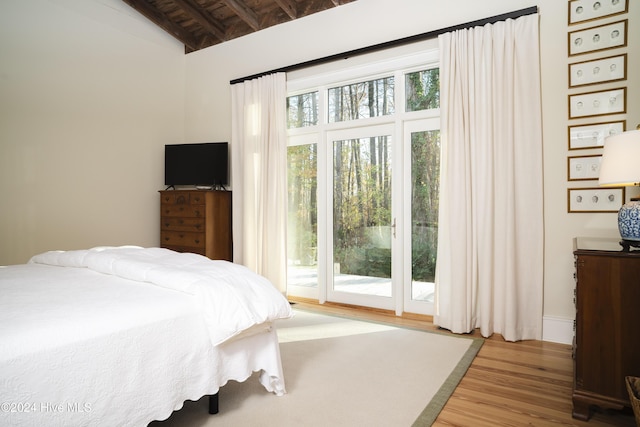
568 120 625 150
568 87 626 119
569 53 626 88
568 20 627 56
568 154 602 181
568 187 624 213
568 0 628 25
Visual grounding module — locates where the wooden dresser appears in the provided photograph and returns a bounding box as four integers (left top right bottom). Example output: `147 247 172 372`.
572 237 640 420
159 190 232 261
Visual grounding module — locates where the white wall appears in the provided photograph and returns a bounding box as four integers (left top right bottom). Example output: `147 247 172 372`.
0 0 185 264
183 0 640 343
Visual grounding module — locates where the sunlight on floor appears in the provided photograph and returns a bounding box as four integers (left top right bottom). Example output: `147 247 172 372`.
288 265 435 302
275 311 396 343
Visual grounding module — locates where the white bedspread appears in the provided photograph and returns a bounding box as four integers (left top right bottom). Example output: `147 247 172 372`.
29 246 293 346
0 247 292 426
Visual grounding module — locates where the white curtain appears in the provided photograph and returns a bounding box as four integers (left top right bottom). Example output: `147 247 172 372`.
231 73 288 293
434 14 543 341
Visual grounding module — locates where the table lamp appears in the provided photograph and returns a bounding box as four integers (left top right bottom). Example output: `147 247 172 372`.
598 126 640 251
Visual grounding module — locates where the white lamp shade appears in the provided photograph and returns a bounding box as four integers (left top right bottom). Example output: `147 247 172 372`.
598 130 640 187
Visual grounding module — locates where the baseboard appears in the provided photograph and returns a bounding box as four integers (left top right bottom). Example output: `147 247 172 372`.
542 316 573 344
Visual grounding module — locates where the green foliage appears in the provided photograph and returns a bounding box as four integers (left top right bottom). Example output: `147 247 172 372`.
406 68 440 112
410 130 440 281
287 144 318 265
286 70 441 282
332 137 393 278
328 77 395 123
287 92 318 129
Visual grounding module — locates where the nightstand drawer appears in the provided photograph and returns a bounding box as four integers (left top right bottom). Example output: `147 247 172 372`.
161 231 205 248
161 217 205 232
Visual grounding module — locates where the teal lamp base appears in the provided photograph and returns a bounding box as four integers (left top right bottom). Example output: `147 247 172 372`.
618 199 640 252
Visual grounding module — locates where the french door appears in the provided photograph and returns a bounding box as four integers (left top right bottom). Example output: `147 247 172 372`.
402 119 440 316
326 124 396 311
287 119 440 316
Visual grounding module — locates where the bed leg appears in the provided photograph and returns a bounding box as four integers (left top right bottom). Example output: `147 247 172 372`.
208 392 219 414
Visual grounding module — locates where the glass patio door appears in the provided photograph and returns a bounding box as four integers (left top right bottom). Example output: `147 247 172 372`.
403 118 440 315
327 125 396 310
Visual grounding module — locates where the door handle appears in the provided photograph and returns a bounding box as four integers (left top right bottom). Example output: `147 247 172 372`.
392 217 397 239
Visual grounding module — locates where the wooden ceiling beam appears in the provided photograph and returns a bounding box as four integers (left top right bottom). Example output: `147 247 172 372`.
172 0 226 42
122 0 199 51
273 0 297 19
121 0 357 53
221 0 260 31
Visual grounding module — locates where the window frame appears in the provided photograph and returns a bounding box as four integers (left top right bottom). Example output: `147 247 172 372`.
285 42 441 313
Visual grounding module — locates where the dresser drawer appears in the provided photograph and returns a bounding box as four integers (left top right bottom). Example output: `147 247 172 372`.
160 191 207 205
189 192 207 205
161 204 206 218
161 231 205 248
161 217 205 232
160 192 191 205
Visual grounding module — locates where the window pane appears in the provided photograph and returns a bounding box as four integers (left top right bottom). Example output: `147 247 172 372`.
328 77 395 123
333 136 392 293
287 144 318 288
405 69 440 112
411 130 440 302
287 92 318 128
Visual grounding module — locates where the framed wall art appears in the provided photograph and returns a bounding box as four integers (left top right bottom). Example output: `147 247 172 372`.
568 20 627 56
568 0 628 25
568 120 625 150
569 54 626 88
568 154 602 181
568 187 624 213
568 87 626 119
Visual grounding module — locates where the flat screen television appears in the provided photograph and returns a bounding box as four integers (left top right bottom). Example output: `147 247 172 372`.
164 142 228 188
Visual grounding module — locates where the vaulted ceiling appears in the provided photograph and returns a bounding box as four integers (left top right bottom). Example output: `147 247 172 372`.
122 0 357 53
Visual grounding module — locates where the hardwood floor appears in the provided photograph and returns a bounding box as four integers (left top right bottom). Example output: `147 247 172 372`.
289 299 637 427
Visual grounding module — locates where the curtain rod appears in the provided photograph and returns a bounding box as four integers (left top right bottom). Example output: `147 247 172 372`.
230 6 538 85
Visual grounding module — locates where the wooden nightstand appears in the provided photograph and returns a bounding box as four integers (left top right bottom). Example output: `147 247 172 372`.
572 237 640 420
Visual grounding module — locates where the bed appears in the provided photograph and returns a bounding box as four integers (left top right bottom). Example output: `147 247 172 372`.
0 246 293 427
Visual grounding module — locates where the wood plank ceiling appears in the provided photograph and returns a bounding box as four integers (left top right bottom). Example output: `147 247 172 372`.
122 0 357 53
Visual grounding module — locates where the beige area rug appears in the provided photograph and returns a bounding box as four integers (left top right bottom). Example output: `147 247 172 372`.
151 308 483 427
